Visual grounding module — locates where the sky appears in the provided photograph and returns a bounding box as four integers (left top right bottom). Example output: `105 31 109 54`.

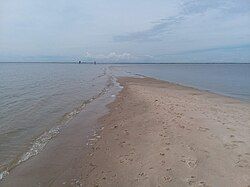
0 0 250 63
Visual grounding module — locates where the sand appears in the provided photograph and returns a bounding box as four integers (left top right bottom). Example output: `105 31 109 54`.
1 77 250 187
0 84 119 187
81 77 250 187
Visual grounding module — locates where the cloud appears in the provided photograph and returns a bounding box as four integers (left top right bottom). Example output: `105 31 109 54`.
113 0 250 46
180 0 224 15
181 0 250 15
82 52 136 62
113 16 184 42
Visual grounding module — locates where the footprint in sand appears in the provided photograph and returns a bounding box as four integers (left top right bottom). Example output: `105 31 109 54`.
124 129 129 135
186 176 208 186
119 152 135 164
163 176 173 182
232 140 245 144
235 159 249 168
187 145 196 151
138 172 148 179
198 127 210 132
186 176 196 185
235 154 250 168
227 127 236 131
179 124 186 129
197 181 209 187
186 159 198 168
181 157 198 169
223 143 238 149
223 140 244 150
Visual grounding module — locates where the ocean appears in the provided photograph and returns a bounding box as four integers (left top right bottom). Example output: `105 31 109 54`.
0 62 249 179
0 63 113 178
118 63 250 101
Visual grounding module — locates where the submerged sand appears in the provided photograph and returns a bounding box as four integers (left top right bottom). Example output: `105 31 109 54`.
1 77 250 187
81 77 250 187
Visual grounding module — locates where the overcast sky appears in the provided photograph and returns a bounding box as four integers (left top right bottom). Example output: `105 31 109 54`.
0 0 250 63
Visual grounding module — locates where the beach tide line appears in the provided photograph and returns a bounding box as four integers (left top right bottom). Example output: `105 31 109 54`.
0 73 117 181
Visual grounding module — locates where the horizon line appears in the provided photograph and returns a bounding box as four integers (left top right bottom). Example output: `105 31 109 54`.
0 62 250 64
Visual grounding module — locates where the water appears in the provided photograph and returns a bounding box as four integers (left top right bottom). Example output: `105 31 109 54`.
0 63 249 179
0 63 112 178
117 64 250 101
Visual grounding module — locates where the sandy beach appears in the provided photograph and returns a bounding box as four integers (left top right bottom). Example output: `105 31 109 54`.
1 76 250 187
81 77 250 187
2 0 249 185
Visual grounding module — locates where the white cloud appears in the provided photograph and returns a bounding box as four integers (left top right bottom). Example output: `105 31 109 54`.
82 52 136 62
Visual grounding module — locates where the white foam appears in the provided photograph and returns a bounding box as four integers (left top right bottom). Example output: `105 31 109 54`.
18 127 60 164
0 171 9 180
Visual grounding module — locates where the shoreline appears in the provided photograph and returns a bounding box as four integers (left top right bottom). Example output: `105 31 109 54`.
0 68 116 182
0 76 121 186
1 76 250 186
81 77 250 186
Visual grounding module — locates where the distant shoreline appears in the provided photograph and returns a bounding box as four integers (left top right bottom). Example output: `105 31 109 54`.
0 61 250 64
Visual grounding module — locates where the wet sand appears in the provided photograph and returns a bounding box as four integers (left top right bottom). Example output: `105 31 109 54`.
81 77 250 187
0 82 120 187
1 77 250 187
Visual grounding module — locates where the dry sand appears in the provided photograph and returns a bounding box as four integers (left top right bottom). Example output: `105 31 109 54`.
81 77 250 187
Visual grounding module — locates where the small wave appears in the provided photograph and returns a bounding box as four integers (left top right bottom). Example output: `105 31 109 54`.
18 127 60 164
0 73 116 181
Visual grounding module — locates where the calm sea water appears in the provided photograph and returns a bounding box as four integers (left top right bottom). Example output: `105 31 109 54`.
118 64 250 101
0 63 249 179
0 63 112 178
